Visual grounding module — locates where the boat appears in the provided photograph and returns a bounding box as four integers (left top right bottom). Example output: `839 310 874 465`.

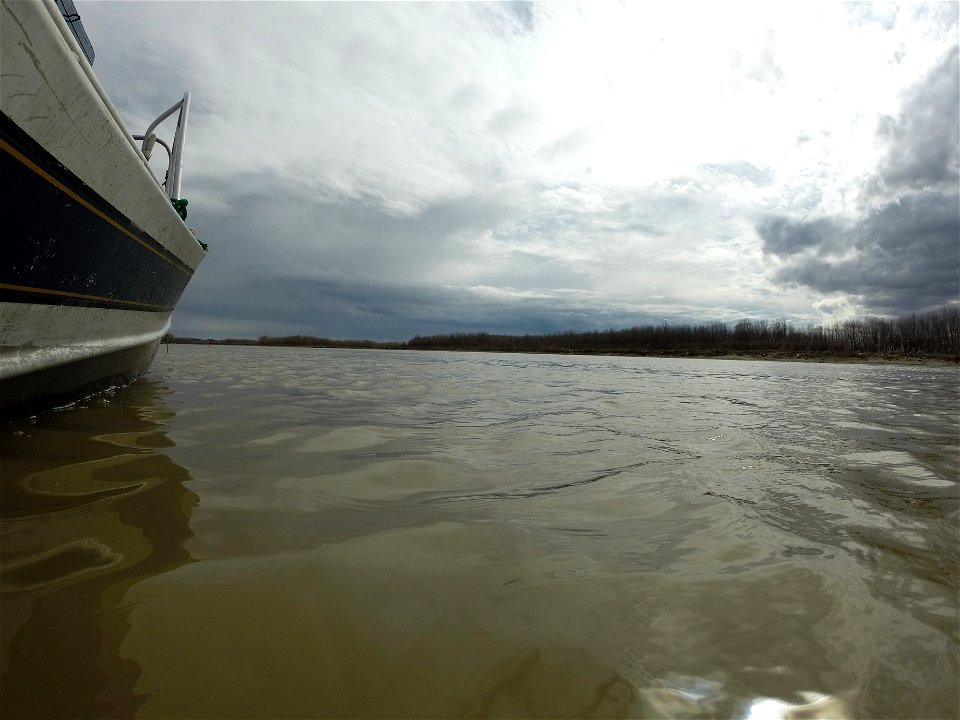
0 0 206 421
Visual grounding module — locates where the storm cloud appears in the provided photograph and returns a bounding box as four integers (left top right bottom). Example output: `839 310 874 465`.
874 45 960 195
758 43 960 317
760 194 959 315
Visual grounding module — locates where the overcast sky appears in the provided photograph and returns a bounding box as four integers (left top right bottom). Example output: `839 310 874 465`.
80 1 958 340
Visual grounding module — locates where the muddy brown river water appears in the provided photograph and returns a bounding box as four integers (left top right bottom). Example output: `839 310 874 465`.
1 346 957 718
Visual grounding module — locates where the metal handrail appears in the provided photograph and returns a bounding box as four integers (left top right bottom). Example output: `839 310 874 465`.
132 134 171 169
138 92 191 201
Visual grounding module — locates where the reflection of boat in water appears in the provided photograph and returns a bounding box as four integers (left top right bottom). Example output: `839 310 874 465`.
0 0 206 421
0 378 196 718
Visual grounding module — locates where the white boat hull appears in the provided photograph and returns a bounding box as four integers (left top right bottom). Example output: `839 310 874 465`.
1 0 205 420
0 307 164 417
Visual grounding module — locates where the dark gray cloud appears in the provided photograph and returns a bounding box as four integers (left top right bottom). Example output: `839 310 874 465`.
760 193 959 315
183 268 647 342
757 217 845 257
174 172 722 340
871 45 959 196
173 175 601 339
758 45 960 316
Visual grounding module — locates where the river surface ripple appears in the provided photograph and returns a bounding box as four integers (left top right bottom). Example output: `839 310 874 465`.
1 346 957 718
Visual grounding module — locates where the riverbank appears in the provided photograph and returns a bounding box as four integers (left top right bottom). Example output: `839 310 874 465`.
632 349 959 366
169 305 960 363
168 338 958 366
410 347 960 365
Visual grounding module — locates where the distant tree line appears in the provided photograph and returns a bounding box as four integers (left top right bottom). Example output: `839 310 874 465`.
165 305 959 359
255 335 404 350
407 306 960 357
163 334 402 349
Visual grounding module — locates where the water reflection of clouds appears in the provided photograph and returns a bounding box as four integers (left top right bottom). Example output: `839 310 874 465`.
843 450 956 488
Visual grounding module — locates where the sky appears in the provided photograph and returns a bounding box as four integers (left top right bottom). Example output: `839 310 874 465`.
78 1 959 341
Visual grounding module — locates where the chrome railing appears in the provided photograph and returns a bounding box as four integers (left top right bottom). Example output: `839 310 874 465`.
133 92 191 203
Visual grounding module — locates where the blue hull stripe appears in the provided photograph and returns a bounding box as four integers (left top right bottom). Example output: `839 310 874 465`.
0 112 197 313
